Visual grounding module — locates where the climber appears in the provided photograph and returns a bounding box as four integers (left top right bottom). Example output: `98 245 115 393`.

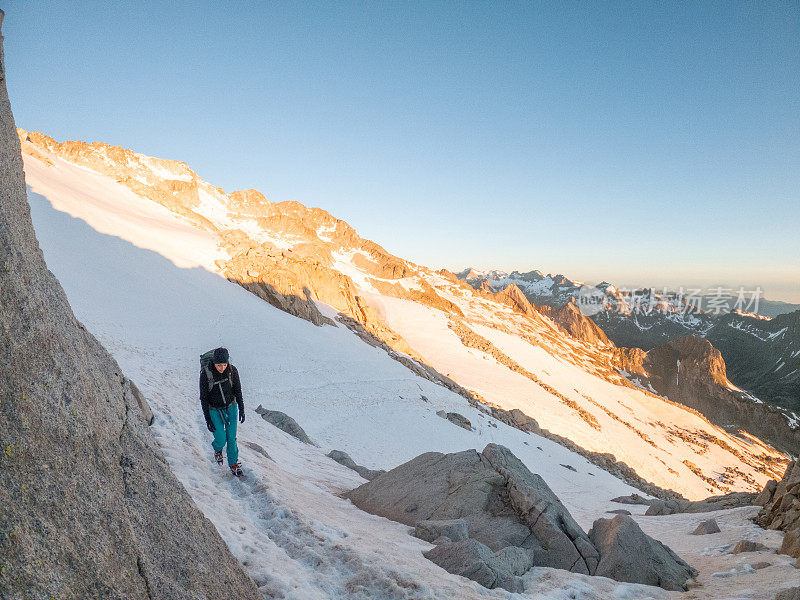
200 347 245 477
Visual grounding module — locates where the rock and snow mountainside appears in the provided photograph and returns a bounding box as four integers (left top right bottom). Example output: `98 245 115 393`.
706 310 800 412
19 130 800 600
459 269 800 418
18 129 790 503
613 336 800 455
0 17 260 600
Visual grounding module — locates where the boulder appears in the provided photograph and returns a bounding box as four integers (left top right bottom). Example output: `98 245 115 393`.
326 449 385 480
589 515 697 591
691 518 721 535
414 519 469 544
732 540 767 554
775 589 800 600
255 405 314 444
754 479 778 507
346 444 599 575
346 449 531 552
423 539 531 593
607 509 632 516
779 529 800 558
436 410 473 431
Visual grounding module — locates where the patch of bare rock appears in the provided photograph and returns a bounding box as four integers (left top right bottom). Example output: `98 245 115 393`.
435 409 473 431
326 449 385 481
255 405 315 445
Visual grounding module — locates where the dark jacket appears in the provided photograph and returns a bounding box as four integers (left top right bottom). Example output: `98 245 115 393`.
200 364 244 424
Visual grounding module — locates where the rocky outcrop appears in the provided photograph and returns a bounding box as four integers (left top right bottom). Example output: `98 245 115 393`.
0 15 259 599
757 461 800 531
480 444 600 574
255 405 314 444
436 410 472 431
588 514 697 591
326 450 385 480
536 299 612 346
755 479 779 506
345 445 598 575
778 529 800 558
614 335 800 454
505 408 541 434
638 491 756 516
346 444 691 590
495 283 537 317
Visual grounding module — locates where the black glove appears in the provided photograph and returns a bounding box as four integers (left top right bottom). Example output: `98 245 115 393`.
239 408 245 424
206 418 215 432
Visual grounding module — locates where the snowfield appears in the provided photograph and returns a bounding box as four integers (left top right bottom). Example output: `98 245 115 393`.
23 150 800 598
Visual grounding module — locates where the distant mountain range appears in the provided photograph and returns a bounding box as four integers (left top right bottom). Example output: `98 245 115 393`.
458 268 800 412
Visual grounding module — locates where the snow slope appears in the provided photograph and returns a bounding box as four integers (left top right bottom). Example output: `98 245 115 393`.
19 133 789 499
23 149 800 599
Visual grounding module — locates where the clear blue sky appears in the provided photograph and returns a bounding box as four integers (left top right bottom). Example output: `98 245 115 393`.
4 2 799 302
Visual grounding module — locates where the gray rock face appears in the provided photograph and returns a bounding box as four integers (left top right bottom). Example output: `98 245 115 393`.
346 444 598 576
0 15 259 600
436 409 473 431
423 539 530 593
692 518 721 535
481 443 600 575
347 449 530 552
327 449 385 480
589 515 697 591
779 529 800 558
776 588 800 600
414 519 469 544
732 540 767 554
256 405 314 444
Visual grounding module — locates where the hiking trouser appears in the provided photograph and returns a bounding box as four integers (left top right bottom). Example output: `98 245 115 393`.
210 403 238 466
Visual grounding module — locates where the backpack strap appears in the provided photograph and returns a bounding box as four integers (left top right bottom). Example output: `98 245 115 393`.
204 364 214 392
204 364 234 407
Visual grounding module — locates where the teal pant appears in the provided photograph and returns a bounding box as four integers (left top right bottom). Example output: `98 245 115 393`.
209 403 238 466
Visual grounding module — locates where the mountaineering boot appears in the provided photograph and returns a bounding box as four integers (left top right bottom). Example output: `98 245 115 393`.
229 462 244 478
214 450 223 465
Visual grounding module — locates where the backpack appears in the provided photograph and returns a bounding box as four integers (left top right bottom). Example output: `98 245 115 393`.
200 348 233 400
